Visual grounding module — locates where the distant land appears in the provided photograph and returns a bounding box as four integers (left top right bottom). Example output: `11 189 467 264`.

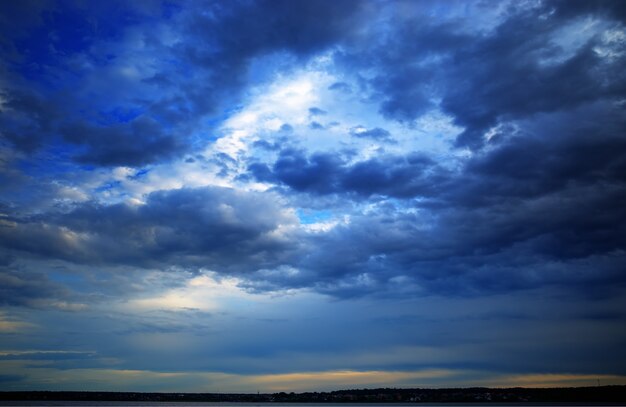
2 386 626 403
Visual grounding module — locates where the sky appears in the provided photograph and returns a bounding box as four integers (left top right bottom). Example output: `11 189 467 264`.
0 0 626 393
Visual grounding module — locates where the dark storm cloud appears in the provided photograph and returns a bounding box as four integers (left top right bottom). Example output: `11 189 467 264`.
184 0 362 60
59 118 182 166
247 103 626 298
295 193 625 299
246 45 624 291
250 149 441 198
339 0 626 149
0 187 299 274
451 104 626 206
442 23 625 149
0 0 365 166
242 103 626 296
0 89 59 153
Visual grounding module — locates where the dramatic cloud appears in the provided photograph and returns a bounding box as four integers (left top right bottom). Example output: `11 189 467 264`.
0 0 365 166
1 0 625 392
336 0 626 148
1 187 299 274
